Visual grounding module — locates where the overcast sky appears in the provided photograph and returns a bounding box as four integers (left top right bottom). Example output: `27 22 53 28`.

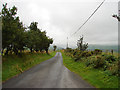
1 0 119 48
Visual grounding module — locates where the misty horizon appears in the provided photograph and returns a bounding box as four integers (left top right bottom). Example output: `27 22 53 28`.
1 0 119 48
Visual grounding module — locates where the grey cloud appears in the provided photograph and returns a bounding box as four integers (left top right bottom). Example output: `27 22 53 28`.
0 0 118 48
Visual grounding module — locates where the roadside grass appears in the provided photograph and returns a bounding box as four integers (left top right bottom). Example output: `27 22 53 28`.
2 51 56 82
61 51 118 88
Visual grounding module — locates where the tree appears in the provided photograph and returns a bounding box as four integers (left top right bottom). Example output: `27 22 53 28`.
53 45 57 51
26 22 53 53
12 17 26 55
1 3 53 55
77 36 88 51
29 22 39 31
41 33 53 54
26 30 35 52
1 3 26 55
26 22 42 52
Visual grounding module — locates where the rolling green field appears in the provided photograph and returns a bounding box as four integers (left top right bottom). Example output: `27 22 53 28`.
2 51 56 82
61 51 119 88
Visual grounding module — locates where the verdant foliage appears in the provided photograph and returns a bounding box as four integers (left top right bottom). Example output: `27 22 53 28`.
1 3 53 55
62 51 118 88
64 48 119 76
64 35 118 76
93 49 102 55
53 45 57 51
2 51 56 81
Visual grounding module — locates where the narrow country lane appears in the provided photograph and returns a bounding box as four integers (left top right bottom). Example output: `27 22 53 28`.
3 52 95 88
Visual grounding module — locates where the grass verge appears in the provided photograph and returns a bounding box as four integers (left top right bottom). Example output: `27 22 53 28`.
2 51 56 82
61 51 118 88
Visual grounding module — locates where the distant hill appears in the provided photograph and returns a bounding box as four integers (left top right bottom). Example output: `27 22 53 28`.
49 44 119 53
87 44 119 52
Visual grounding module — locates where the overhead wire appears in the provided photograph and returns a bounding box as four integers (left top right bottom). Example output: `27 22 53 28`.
71 0 106 37
66 0 106 48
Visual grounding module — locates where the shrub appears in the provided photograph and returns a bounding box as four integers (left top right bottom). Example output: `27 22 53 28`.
104 60 118 76
90 51 94 55
65 52 72 57
73 51 92 62
65 48 73 53
92 56 105 68
85 59 93 67
74 55 82 62
108 62 118 76
105 55 117 63
94 49 102 55
81 51 92 57
73 51 77 56
72 50 81 56
103 61 111 71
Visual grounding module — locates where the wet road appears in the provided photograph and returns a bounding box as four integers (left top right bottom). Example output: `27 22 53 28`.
3 52 94 88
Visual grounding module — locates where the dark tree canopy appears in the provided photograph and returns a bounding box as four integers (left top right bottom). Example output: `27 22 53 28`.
53 45 57 51
1 3 53 55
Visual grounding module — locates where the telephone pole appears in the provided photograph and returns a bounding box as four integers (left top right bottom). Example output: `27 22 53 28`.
66 37 68 49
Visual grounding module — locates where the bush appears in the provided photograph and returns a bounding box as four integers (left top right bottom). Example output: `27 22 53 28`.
64 48 119 76
73 51 92 62
94 49 102 55
65 48 73 53
103 61 111 71
81 51 92 57
92 56 105 68
105 55 117 63
72 50 77 56
85 59 93 67
90 51 94 55
64 47 119 77
104 60 119 76
109 62 118 76
72 49 81 56
74 55 82 62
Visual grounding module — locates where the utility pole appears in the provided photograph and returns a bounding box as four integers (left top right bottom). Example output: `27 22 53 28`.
67 37 68 49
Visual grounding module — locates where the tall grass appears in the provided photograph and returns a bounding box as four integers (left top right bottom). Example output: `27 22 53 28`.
2 51 56 82
62 50 119 88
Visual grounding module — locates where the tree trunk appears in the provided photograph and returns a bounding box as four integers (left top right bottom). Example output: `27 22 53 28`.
36 49 38 52
20 50 22 53
30 47 33 53
45 48 49 54
13 48 18 55
40 49 42 52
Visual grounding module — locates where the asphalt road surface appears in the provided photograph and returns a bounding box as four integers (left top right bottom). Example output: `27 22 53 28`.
3 52 95 88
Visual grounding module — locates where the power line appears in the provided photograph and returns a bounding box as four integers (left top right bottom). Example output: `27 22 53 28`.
71 0 106 36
